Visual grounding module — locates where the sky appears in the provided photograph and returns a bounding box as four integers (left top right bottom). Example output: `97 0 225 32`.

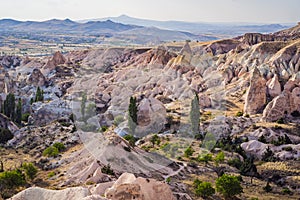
0 0 299 23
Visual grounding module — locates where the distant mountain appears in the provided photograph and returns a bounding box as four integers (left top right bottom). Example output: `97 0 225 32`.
80 15 292 37
0 18 218 45
0 18 140 34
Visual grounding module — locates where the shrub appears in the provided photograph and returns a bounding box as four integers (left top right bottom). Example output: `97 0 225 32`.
21 162 38 180
283 146 293 151
53 142 66 152
48 171 56 178
21 113 30 122
197 153 212 164
0 128 13 144
123 134 137 147
216 174 243 199
276 118 284 124
236 111 243 117
262 146 277 162
150 134 161 147
113 115 125 126
195 182 215 198
245 114 250 118
258 135 267 143
282 187 292 195
184 146 194 158
214 151 225 165
166 177 171 184
42 146 59 157
101 164 114 175
0 169 25 188
228 158 242 169
193 178 202 188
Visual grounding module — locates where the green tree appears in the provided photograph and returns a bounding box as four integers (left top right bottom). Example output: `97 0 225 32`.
190 93 200 135
198 153 213 164
21 163 38 180
80 92 87 121
262 146 276 162
0 128 13 144
216 174 243 199
35 86 44 102
0 169 25 189
3 93 15 120
42 146 59 157
128 96 138 135
195 182 215 198
15 98 22 125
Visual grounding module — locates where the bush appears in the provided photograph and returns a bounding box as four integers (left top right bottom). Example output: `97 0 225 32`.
0 128 13 144
48 171 56 178
150 134 161 147
113 115 125 126
291 110 300 117
21 162 38 180
53 142 66 152
283 146 293 152
228 158 243 169
216 174 243 199
236 111 243 117
184 146 194 158
197 153 212 164
123 134 137 147
21 113 30 122
0 169 25 188
193 178 202 188
42 146 59 157
276 118 284 124
101 164 115 175
195 182 215 198
282 187 292 195
214 151 225 165
262 146 276 162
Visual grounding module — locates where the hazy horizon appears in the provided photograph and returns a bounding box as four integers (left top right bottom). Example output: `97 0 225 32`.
0 0 299 24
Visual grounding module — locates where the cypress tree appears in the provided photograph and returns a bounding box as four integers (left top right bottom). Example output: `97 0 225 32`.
35 86 44 102
81 92 87 121
128 96 138 134
15 98 22 125
190 92 200 135
3 93 15 120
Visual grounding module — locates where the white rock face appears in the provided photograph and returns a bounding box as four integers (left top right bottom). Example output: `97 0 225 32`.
10 187 91 200
105 173 175 200
266 74 281 98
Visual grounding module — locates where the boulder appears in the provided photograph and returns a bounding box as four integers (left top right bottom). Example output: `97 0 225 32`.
244 67 267 114
105 173 175 200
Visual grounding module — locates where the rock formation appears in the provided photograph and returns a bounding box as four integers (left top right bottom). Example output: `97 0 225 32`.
266 74 281 98
244 67 267 114
105 173 175 200
27 68 46 86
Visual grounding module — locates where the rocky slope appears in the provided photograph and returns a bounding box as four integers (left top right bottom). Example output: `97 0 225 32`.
1 23 300 199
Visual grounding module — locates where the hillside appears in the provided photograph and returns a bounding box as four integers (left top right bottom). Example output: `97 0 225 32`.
0 23 300 200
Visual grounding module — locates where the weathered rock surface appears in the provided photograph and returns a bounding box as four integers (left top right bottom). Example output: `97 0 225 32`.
27 68 46 86
105 173 175 200
43 51 66 71
244 67 266 114
266 74 281 98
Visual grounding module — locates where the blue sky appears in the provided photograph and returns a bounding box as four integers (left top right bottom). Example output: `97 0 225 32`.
0 0 299 23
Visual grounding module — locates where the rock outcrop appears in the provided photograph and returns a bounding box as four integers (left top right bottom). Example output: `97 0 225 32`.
105 173 175 200
262 92 289 122
27 68 46 86
44 51 66 71
10 173 175 200
266 74 281 98
244 67 267 114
